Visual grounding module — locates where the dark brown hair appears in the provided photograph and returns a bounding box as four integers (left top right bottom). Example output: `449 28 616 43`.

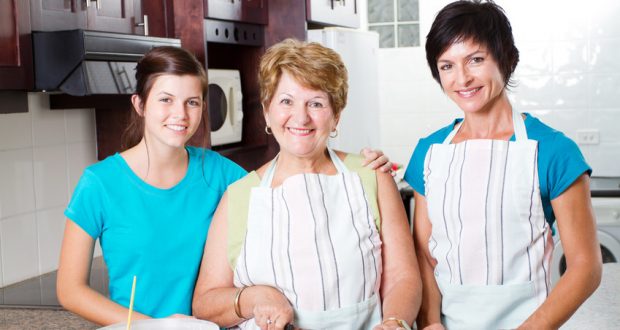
121 46 208 150
426 0 519 88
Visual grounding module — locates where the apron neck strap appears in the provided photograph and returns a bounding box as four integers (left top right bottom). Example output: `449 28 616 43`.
260 148 348 187
442 108 528 144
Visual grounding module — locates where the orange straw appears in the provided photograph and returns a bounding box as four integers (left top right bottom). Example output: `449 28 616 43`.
126 276 137 330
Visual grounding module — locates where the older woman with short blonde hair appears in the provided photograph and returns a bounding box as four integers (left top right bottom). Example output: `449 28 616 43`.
192 39 422 330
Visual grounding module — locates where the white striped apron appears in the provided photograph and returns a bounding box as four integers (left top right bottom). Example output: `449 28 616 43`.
424 109 553 329
232 149 383 330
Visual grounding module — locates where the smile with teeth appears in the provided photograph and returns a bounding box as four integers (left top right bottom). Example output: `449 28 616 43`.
166 124 187 132
288 127 313 135
457 87 481 97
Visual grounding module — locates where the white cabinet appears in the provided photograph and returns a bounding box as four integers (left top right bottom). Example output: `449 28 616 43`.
306 0 359 28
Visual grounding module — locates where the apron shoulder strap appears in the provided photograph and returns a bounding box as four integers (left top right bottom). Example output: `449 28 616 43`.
343 153 381 230
227 172 261 269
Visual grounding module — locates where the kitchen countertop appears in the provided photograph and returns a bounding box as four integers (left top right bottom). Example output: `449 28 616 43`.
0 307 98 329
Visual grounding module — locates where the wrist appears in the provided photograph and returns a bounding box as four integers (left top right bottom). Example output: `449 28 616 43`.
382 317 412 330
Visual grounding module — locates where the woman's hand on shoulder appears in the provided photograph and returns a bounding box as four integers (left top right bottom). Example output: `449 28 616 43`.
360 147 394 174
248 286 294 330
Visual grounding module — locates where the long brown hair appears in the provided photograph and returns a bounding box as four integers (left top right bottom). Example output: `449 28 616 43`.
121 46 208 150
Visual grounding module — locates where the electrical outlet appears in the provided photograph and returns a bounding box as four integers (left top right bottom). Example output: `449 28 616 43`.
576 129 600 145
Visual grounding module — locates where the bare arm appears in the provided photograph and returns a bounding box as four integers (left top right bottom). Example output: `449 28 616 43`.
374 171 422 329
57 220 149 325
519 174 602 329
192 193 294 329
413 192 444 329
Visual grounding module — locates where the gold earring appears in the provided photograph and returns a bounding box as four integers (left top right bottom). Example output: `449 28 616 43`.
265 126 272 135
330 129 338 138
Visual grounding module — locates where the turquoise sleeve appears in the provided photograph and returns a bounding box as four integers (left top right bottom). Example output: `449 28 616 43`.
64 170 105 239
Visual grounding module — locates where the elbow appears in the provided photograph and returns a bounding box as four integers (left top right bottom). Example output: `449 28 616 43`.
192 291 211 320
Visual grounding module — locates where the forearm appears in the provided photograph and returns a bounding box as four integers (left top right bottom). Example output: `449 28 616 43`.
58 283 148 325
381 278 421 326
520 258 601 329
193 287 246 327
415 257 442 328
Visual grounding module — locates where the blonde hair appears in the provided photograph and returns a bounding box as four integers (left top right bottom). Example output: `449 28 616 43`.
258 38 348 117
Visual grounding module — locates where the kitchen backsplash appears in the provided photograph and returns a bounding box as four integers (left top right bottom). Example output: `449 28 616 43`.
0 93 101 287
378 0 620 178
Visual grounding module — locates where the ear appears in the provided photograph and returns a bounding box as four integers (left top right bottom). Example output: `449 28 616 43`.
131 94 144 116
332 112 341 130
262 103 270 127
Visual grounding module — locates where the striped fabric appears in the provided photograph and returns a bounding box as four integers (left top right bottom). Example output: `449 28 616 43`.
424 110 554 328
232 150 382 329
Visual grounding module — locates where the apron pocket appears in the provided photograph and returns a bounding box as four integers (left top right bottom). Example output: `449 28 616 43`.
294 295 381 330
438 279 538 330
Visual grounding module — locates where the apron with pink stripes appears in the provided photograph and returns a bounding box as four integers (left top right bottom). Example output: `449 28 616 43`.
233 149 383 329
424 109 553 329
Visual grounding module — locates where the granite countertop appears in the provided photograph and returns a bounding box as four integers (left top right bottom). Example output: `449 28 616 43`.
562 262 620 329
0 307 98 329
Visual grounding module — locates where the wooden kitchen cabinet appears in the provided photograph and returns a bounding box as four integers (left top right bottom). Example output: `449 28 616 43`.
306 0 360 29
204 0 268 25
30 0 144 35
0 0 33 92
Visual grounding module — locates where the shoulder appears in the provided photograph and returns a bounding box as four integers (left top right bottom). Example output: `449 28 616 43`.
227 171 261 192
415 118 461 157
188 146 247 182
81 153 122 182
524 114 585 157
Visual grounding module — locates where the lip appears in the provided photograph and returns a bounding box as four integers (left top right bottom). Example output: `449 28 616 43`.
165 124 188 132
456 86 482 98
287 127 314 136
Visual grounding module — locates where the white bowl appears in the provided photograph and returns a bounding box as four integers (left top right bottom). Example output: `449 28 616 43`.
98 318 220 329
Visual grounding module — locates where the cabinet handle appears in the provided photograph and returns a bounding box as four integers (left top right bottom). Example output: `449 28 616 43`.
135 15 149 36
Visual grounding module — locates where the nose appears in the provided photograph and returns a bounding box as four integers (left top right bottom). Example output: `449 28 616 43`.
455 65 473 86
171 101 189 119
290 103 310 124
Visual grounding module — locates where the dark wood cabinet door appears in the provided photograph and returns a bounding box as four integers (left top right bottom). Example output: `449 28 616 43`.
30 0 87 31
205 0 267 25
87 0 137 34
0 0 33 90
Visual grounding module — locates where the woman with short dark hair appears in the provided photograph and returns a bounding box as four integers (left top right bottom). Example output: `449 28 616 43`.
405 1 602 329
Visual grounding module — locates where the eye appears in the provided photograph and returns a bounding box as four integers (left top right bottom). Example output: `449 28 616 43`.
159 97 172 103
188 99 202 107
471 57 484 64
439 63 452 71
308 101 325 109
279 98 293 106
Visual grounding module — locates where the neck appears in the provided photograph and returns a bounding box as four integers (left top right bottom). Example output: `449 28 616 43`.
458 94 515 141
122 139 188 188
269 149 337 186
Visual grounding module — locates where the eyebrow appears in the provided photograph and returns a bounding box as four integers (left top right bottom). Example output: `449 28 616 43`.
157 91 201 99
438 49 488 63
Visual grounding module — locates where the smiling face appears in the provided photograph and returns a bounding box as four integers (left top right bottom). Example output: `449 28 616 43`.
264 70 339 159
437 39 507 115
133 74 204 150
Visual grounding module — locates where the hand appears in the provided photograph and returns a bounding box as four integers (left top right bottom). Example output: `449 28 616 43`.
166 313 196 319
373 324 407 330
360 147 393 174
422 323 446 330
251 286 294 330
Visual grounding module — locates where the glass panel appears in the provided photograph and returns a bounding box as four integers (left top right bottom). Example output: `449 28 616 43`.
398 24 420 47
368 0 394 23
369 25 395 48
398 0 419 21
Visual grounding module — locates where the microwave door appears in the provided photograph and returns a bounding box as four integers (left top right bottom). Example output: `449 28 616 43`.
209 83 228 133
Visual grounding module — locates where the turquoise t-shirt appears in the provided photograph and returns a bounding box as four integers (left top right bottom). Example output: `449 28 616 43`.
64 146 246 318
404 113 591 226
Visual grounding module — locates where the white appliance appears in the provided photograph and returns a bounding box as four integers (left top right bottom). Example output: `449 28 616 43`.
207 69 243 146
550 178 620 286
307 28 380 153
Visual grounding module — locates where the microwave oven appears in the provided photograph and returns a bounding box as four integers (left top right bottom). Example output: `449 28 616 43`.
208 69 243 146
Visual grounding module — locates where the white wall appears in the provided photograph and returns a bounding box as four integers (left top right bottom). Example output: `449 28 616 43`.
378 0 620 177
0 93 100 287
